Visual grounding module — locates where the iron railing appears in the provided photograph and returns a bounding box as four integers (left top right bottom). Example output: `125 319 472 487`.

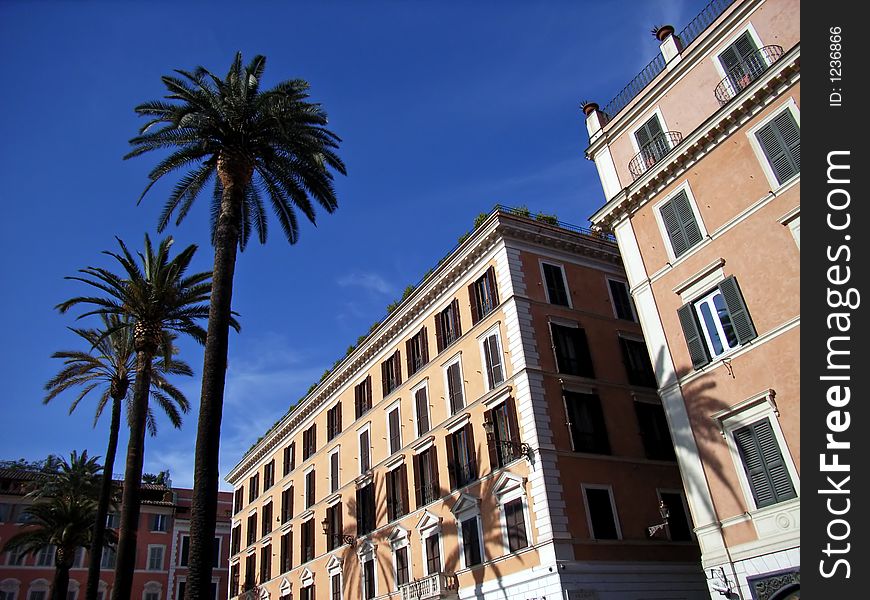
628 131 684 180
400 573 459 600
713 45 784 105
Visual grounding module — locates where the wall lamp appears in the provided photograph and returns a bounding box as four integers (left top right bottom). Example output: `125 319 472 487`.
482 418 534 462
321 517 355 546
646 500 670 537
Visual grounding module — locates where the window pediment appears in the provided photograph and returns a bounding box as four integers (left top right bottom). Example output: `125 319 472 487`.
450 493 480 517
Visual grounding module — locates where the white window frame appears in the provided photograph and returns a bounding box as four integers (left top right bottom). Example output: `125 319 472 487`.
25 581 49 600
652 182 708 263
388 527 411 591
385 399 403 456
151 513 168 533
779 207 800 250
142 582 162 600
493 472 531 555
415 511 444 576
357 541 378 600
711 22 767 81
303 465 316 510
35 545 54 567
410 379 430 439
605 277 637 322
441 353 466 416
477 324 506 392
656 488 694 542
692 287 739 360
451 495 483 570
746 98 801 190
539 260 572 308
328 446 341 494
628 107 674 156
357 423 372 475
146 545 164 571
0 578 21 600
581 484 622 540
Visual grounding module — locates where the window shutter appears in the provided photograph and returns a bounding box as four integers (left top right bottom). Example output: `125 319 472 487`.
335 401 342 435
412 454 422 508
468 281 480 325
464 423 476 479
435 312 445 353
429 446 441 498
673 191 703 250
483 408 499 471
757 111 800 184
381 360 389 397
755 420 796 503
487 266 499 306
406 338 414 375
386 469 396 521
445 432 457 490
734 419 795 508
574 327 595 378
635 115 663 150
421 327 429 364
394 349 403 386
660 199 687 257
400 463 410 515
718 276 757 344
506 396 521 445
677 303 711 368
451 298 462 338
483 336 495 389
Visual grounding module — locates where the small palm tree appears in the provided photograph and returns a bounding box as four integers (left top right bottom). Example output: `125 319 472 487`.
3 452 117 600
44 314 193 600
57 234 226 600
126 51 346 596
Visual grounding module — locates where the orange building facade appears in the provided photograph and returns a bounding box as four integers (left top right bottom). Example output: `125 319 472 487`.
584 0 800 598
226 208 708 600
0 469 233 600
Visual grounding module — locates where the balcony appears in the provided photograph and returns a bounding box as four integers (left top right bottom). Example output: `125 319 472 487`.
713 45 784 105
400 573 459 600
628 131 683 180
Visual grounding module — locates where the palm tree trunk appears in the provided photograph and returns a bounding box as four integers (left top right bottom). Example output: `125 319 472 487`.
186 176 243 598
52 548 74 600
110 353 153 600
86 395 122 600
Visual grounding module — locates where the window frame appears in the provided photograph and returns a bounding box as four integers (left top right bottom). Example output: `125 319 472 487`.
562 389 610 455
746 98 801 189
549 320 595 379
581 484 622 540
357 423 372 475
652 183 708 263
477 325 506 391
442 354 466 415
493 474 531 555
146 544 165 571
606 277 637 322
468 266 499 325
411 380 431 439
329 447 341 494
539 261 571 308
386 400 402 455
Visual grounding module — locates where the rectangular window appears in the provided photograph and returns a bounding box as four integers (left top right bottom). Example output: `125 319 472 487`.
362 558 376 600
584 487 620 540
756 110 800 184
36 545 54 567
504 498 529 551
608 279 637 322
234 488 244 514
354 376 373 419
28 592 46 600
425 534 440 574
734 418 797 509
635 402 676 460
447 425 477 490
413 447 440 508
481 331 505 390
356 483 376 536
485 398 522 469
144 591 159 600
551 323 595 378
180 536 191 566
331 573 341 600
719 31 761 93
248 474 260 503
445 360 464 414
100 547 116 569
327 402 343 441
230 563 240 597
105 511 119 529
325 503 344 552
435 299 462 352
619 337 657 387
247 513 258 545
388 406 402 454
460 517 482 567
213 537 221 569
281 486 294 523
0 503 12 523
542 263 570 306
305 470 316 509
381 350 402 396
283 443 296 476
406 327 430 376
231 524 241 555
177 582 186 600
280 530 293 573
302 424 317 461
414 386 430 437
564 391 610 454
244 553 256 590
261 502 273 537
330 451 340 494
151 513 168 532
659 492 693 541
659 190 703 259
263 459 275 490
395 546 409 588
359 428 371 473
386 465 409 522
300 586 314 600
678 276 757 369
301 518 315 563
260 544 271 583
634 113 669 169
469 266 499 324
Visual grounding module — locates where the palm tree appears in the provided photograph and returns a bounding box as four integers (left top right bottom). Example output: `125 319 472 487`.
3 451 117 600
57 234 222 600
125 51 346 596
44 314 193 600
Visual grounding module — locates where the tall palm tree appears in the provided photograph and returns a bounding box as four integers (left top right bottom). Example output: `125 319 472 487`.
44 314 193 600
3 452 117 600
125 51 346 595
57 234 223 600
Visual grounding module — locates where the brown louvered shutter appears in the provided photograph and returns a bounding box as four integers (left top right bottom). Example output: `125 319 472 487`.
412 454 422 508
677 303 711 369
435 312 445 353
429 446 441 498
421 327 429 364
451 299 462 338
484 408 499 471
335 401 342 436
394 349 403 387
445 433 457 491
487 266 499 306
399 463 409 516
468 281 480 325
386 470 395 521
464 423 476 479
406 338 414 375
381 360 389 397
506 396 520 444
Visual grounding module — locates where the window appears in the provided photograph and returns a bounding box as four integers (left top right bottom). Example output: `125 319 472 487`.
33 545 53 567
542 263 570 306
230 563 240 597
0 502 13 522
619 337 656 387
354 376 373 419
361 557 376 600
7 550 26 566
151 513 168 532
260 544 271 583
734 418 797 509
331 573 342 600
233 488 244 514
231 524 241 555
101 547 117 569
388 406 402 455
386 465 409 522
445 359 465 414
551 323 595 378
143 589 159 600
248 474 260 503
504 498 529 552
247 513 258 545
395 546 409 588
356 483 375 536
381 350 402 396
413 447 440 508
301 518 315 563
659 190 703 259
583 486 620 540
302 424 317 461
718 31 761 93
281 486 294 524
634 113 671 169
305 470 316 509
244 553 256 590
147 545 164 571
659 491 693 541
480 330 505 390
300 585 314 600
280 530 293 573
27 593 46 600
262 502 273 537
212 537 221 569
469 266 499 324
176 582 186 600
756 110 800 185
424 534 441 574
180 536 191 566
327 402 342 441
435 299 462 352
325 503 344 551
678 276 757 369
607 279 636 322
460 517 482 567
447 425 477 490
406 327 430 376
414 385 431 438
264 459 275 490
283 443 296 476
635 402 676 460
358 427 371 473
564 391 610 454
485 398 522 469
330 450 340 494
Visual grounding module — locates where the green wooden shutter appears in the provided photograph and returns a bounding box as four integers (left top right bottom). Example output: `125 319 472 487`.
734 419 796 508
677 303 710 368
718 276 757 344
719 32 758 73
660 191 702 258
757 111 800 184
635 115 664 150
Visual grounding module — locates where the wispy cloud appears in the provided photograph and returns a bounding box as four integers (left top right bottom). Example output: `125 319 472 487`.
336 271 396 296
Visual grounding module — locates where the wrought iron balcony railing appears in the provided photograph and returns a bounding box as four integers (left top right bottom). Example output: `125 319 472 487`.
628 131 684 180
713 45 784 105
400 573 459 600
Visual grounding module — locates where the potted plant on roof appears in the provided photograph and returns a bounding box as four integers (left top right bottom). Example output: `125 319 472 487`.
652 25 675 41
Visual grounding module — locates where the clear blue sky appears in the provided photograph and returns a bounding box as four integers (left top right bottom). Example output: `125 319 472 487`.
0 0 711 489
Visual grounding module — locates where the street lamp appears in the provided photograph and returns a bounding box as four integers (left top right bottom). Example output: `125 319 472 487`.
481 418 534 462
321 517 355 546
647 500 670 537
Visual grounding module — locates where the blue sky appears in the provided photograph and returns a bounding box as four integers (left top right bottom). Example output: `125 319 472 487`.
0 0 711 489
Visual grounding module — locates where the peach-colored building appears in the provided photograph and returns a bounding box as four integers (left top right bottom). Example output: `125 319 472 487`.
583 0 799 598
226 207 708 600
0 468 233 600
